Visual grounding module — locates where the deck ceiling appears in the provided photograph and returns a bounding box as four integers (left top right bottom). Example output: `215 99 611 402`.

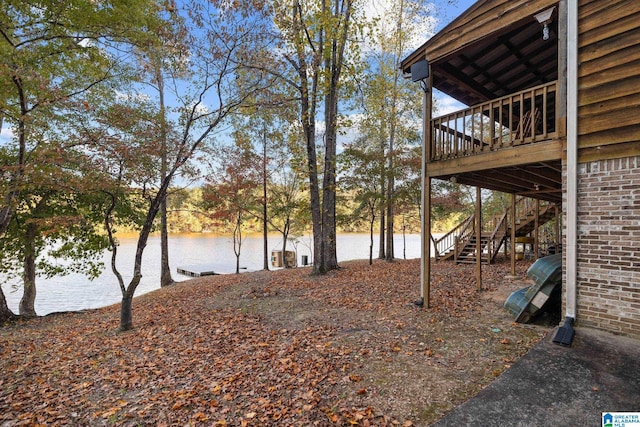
432 13 559 109
435 160 563 204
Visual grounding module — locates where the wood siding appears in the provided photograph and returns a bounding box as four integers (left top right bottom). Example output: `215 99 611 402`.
578 0 640 161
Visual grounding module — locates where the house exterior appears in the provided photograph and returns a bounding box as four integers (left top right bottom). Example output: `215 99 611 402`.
401 0 640 339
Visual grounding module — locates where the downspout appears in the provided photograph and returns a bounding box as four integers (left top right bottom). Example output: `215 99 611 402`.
554 0 577 346
566 0 578 321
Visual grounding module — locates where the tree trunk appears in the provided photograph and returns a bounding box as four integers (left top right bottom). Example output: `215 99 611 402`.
378 204 385 259
262 130 269 270
118 179 168 331
378 127 386 259
120 286 136 332
402 220 407 260
233 212 242 274
320 20 344 273
308 151 323 274
385 197 394 261
282 218 291 268
281 234 288 268
0 203 14 237
160 198 173 287
0 76 27 237
301 86 323 273
384 0 405 262
385 128 395 261
294 20 322 274
158 63 173 288
0 289 15 323
19 222 38 317
369 203 375 265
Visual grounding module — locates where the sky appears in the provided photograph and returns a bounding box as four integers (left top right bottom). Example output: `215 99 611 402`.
432 0 479 115
436 0 478 31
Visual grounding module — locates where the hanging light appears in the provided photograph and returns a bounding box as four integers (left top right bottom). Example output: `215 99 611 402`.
534 7 555 41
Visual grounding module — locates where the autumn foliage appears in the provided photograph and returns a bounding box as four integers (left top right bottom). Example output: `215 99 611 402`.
0 258 546 425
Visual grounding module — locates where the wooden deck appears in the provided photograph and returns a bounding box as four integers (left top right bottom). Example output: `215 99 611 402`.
430 81 558 161
425 83 563 204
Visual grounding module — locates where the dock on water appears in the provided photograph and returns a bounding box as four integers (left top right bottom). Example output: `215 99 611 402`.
176 266 218 277
176 265 249 277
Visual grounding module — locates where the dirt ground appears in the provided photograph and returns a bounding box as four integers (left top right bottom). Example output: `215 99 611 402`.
0 256 553 426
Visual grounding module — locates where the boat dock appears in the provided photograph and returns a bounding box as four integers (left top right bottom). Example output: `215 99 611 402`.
176 266 219 277
176 265 249 277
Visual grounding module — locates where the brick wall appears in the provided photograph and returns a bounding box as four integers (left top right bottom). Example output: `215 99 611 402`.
567 156 640 338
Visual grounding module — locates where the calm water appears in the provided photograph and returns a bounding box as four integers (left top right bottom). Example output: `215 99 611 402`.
2 232 425 315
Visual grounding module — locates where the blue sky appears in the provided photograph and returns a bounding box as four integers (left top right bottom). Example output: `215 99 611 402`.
432 0 478 115
436 0 478 31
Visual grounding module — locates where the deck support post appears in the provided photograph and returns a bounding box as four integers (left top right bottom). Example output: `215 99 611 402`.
511 193 516 276
420 63 433 308
554 204 560 252
535 199 540 260
422 177 431 307
475 186 482 290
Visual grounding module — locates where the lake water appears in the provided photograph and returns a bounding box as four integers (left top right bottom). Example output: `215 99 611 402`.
2 232 425 316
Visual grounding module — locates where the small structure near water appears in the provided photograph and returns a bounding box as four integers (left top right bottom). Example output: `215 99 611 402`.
271 250 297 268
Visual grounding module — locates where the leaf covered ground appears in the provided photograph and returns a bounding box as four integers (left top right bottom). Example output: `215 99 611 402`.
0 257 551 426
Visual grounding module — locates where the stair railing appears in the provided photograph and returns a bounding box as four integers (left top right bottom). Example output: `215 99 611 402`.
432 213 474 261
488 210 509 263
454 214 477 261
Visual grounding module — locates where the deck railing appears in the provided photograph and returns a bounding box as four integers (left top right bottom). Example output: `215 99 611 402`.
430 81 558 161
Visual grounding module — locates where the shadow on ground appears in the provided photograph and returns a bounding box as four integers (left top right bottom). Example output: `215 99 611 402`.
433 327 640 426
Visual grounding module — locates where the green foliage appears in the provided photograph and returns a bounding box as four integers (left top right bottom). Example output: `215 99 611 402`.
0 191 109 284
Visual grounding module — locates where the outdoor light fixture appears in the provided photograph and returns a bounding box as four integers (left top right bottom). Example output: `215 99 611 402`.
410 59 430 92
411 59 430 82
535 7 555 41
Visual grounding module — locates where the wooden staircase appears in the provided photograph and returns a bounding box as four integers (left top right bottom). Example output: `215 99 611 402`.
455 234 491 264
433 197 558 265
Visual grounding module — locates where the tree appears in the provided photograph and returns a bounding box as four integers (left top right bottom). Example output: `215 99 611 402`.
230 106 286 271
256 0 362 274
0 192 107 317
269 168 306 268
203 145 260 274
354 0 435 261
0 138 109 317
340 139 386 265
0 0 161 322
83 0 274 330
133 9 189 288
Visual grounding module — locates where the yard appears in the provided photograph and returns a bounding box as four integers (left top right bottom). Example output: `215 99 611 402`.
0 257 550 426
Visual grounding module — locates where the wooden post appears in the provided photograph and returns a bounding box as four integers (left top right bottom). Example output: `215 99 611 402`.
420 62 433 308
557 0 568 139
476 186 482 290
510 193 516 276
534 199 540 260
423 177 432 307
553 204 560 253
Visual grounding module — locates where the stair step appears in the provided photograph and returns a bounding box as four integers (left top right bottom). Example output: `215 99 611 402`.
457 259 489 264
